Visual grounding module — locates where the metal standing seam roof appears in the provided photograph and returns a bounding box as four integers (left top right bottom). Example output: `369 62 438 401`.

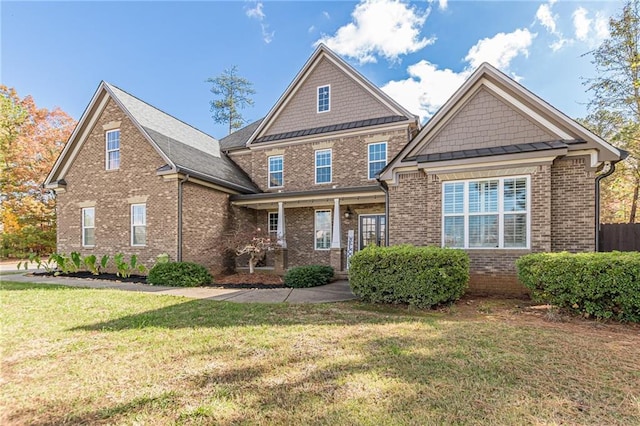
252 115 409 144
410 140 585 163
105 83 258 193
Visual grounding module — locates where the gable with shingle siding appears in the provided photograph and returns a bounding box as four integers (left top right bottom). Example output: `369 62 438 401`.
417 87 554 156
263 56 399 137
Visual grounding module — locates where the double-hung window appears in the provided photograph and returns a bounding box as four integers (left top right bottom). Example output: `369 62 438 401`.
268 155 283 188
314 210 332 250
106 130 120 170
82 207 95 247
315 149 332 184
268 212 278 234
368 142 387 179
442 176 529 249
131 204 146 246
317 85 330 113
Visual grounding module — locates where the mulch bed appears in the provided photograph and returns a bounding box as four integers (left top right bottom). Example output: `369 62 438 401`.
31 271 286 289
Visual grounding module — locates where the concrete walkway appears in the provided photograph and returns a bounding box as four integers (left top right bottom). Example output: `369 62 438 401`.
1 271 358 304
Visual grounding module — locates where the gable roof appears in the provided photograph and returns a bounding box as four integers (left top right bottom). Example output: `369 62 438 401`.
219 118 263 151
246 44 418 146
380 62 623 182
45 82 258 194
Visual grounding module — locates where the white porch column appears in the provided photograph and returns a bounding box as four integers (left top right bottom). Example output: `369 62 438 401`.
276 201 286 248
331 198 341 248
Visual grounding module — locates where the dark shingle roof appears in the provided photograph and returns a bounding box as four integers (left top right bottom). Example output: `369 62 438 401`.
219 118 264 151
411 140 584 163
105 83 258 193
253 115 409 144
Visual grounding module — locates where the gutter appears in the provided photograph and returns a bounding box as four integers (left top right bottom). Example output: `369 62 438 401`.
377 178 390 245
177 174 189 261
594 159 620 251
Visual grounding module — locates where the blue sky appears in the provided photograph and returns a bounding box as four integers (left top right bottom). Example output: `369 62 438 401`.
2 0 624 139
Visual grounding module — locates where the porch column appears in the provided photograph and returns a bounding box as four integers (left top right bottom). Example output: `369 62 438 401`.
330 198 343 272
276 201 286 248
331 198 341 248
274 201 288 275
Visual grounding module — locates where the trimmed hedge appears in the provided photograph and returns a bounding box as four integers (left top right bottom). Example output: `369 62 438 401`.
516 251 640 322
284 265 334 288
147 262 212 287
349 245 469 308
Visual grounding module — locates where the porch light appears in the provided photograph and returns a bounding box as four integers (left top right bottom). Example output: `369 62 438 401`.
344 206 354 219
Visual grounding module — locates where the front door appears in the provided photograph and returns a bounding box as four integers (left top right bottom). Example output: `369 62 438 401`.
359 214 386 249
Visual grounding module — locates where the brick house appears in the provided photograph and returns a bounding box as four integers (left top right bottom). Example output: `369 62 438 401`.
45 45 624 293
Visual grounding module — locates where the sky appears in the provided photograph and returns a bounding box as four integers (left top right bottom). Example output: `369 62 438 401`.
1 0 625 140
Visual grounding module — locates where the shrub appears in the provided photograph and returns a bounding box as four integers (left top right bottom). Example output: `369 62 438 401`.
147 262 213 287
349 245 469 308
284 265 334 288
516 251 640 322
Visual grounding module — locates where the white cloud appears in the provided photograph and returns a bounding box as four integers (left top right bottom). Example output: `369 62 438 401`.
308 25 316 33
594 12 610 39
536 3 557 34
465 29 534 69
316 0 434 64
323 11 331 19
438 0 448 11
382 28 533 120
245 2 274 44
573 7 592 41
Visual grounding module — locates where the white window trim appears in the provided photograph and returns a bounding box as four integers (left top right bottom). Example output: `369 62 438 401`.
315 148 332 184
131 203 147 247
317 84 330 113
268 211 278 233
441 175 531 250
105 129 120 170
314 209 332 251
81 207 95 247
368 141 387 180
268 155 284 189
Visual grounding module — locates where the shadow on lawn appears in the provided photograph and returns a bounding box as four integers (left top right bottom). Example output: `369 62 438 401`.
71 298 433 331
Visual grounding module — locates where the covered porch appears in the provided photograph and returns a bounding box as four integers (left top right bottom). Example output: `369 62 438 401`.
230 186 387 274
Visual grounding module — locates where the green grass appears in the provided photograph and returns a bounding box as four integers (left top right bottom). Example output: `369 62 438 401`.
2 281 640 425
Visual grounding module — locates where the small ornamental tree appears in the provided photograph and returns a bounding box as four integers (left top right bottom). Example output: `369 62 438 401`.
226 225 278 274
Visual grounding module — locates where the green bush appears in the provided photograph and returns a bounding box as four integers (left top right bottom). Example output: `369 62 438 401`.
349 245 469 308
284 265 334 288
517 251 640 322
147 262 212 287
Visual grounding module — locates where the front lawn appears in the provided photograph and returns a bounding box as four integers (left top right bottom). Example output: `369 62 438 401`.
2 281 639 425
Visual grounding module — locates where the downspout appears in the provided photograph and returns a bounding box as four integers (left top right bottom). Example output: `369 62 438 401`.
177 173 189 261
377 178 390 245
594 162 615 252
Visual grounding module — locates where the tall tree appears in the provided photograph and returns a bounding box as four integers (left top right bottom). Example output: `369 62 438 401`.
206 66 255 135
0 85 76 256
584 0 640 223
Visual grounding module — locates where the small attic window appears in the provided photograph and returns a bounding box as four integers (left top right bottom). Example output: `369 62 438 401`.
106 129 120 170
317 85 330 113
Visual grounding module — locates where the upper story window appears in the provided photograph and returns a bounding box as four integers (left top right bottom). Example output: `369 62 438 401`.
82 207 95 247
368 142 387 180
442 176 529 249
106 130 120 170
268 212 278 233
268 155 283 188
315 149 332 184
131 204 146 246
317 85 330 113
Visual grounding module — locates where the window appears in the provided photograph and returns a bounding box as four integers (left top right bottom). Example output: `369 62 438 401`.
315 149 332 184
82 207 95 247
268 212 278 233
106 130 120 170
442 176 529 249
315 210 332 250
368 142 387 179
268 155 283 188
131 204 146 246
317 85 330 113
